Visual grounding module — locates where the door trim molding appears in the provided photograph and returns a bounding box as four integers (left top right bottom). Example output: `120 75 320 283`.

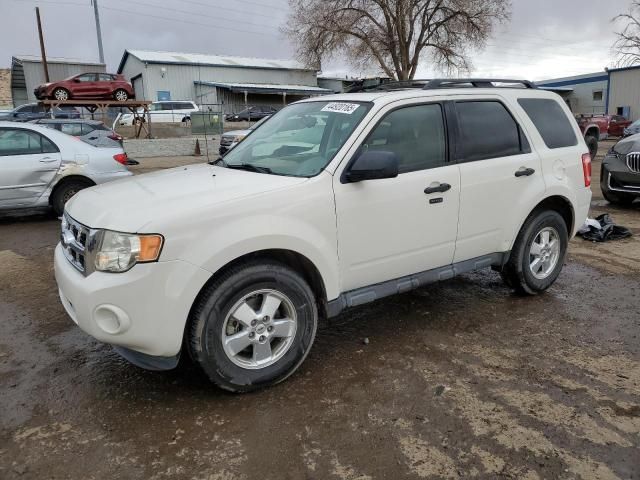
327 252 509 318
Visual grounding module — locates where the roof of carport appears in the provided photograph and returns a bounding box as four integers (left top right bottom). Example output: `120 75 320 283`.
194 81 332 96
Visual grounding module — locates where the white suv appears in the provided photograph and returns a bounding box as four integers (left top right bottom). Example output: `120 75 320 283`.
54 79 592 392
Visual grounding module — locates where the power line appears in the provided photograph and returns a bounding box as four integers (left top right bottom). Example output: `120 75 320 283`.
99 5 282 38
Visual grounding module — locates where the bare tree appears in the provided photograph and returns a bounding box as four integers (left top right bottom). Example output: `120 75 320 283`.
285 0 511 80
613 1 640 67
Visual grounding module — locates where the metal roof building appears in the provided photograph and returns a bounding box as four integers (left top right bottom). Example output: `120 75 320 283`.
10 55 106 106
537 72 609 115
117 50 331 113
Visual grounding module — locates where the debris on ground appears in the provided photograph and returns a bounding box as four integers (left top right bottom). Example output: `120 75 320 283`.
577 214 633 242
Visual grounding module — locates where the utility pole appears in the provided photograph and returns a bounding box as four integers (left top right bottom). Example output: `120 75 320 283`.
92 0 105 64
35 7 49 82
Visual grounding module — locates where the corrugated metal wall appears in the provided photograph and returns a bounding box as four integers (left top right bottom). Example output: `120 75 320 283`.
564 80 607 115
120 55 318 107
608 69 640 121
15 60 106 105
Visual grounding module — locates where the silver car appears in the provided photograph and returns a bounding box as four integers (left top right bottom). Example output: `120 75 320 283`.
0 121 132 215
29 118 124 148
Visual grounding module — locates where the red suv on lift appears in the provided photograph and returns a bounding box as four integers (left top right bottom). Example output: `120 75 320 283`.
34 73 135 102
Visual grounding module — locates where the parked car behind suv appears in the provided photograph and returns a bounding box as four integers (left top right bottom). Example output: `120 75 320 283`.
30 118 124 148
118 101 199 126
54 79 591 392
34 73 135 101
219 115 270 155
601 134 640 204
0 121 131 215
226 105 277 122
0 103 80 122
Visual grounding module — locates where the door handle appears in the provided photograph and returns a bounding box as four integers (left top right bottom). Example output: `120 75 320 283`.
424 183 451 194
515 167 535 177
39 157 57 163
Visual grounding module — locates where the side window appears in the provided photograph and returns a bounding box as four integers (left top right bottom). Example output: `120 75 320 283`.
81 124 96 134
518 98 578 149
60 123 83 136
362 104 447 173
0 129 50 156
98 74 113 82
455 101 526 162
76 74 96 82
41 134 59 154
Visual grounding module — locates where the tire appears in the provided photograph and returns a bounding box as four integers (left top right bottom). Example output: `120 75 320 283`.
602 189 636 205
501 210 568 295
114 89 129 101
585 135 598 159
52 88 70 101
51 179 93 216
187 260 318 392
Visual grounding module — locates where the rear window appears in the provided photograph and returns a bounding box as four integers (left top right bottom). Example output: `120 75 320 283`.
517 98 578 149
455 101 528 162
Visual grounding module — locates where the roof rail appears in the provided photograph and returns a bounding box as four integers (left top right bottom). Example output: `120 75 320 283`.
424 79 537 89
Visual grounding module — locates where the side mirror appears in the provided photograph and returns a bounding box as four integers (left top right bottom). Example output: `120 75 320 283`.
344 150 399 183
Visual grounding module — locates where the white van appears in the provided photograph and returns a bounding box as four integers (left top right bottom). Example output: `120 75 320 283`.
119 101 199 125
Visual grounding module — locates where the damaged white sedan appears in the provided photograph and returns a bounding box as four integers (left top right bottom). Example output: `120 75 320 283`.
0 121 131 215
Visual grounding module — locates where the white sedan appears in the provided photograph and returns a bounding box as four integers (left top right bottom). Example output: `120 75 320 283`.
0 121 132 215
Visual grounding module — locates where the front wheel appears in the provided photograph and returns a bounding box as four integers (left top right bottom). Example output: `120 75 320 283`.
52 88 70 101
501 210 568 295
187 261 318 392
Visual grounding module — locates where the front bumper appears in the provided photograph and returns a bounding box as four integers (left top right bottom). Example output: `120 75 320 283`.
602 153 640 194
54 243 211 363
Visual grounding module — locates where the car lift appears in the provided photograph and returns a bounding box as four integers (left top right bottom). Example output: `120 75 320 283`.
38 100 153 139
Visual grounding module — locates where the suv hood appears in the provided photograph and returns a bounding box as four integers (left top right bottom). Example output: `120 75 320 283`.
66 164 307 232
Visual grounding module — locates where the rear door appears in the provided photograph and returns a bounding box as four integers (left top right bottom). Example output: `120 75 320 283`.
453 97 545 262
97 74 115 97
0 128 62 207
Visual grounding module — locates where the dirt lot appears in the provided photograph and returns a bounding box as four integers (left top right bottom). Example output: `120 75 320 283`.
1 142 639 479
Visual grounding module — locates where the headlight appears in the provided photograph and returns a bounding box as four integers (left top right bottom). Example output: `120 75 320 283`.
94 230 163 273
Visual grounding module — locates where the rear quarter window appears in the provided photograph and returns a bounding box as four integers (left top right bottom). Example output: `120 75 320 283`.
518 98 578 149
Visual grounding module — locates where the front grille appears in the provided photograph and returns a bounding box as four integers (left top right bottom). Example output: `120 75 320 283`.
626 152 640 173
61 214 90 273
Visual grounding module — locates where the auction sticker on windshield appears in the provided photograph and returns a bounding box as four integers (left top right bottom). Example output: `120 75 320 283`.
321 103 360 114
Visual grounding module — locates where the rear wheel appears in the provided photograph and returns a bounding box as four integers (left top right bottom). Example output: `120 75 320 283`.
51 179 94 216
114 89 129 101
52 88 70 101
585 135 598 159
501 210 568 295
187 261 318 392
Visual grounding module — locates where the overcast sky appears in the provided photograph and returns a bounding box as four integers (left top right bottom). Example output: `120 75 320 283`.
1 0 634 81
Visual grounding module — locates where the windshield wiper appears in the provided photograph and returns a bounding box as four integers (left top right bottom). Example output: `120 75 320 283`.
208 156 227 166
226 163 273 174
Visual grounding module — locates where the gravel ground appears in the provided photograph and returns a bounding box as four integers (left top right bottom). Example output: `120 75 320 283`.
0 141 638 480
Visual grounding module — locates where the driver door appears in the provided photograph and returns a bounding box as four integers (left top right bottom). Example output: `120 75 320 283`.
0 128 62 207
333 101 460 292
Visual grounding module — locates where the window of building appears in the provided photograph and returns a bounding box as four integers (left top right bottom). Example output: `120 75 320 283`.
518 98 578 149
455 101 527 162
362 103 446 173
593 90 603 101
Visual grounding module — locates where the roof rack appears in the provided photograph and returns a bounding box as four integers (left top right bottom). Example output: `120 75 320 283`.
347 78 536 93
424 78 537 89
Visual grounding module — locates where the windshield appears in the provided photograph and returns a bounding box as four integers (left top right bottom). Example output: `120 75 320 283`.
222 101 372 177
630 119 640 128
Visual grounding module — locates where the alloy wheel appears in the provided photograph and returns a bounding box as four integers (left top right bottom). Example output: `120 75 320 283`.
221 289 297 369
529 226 560 280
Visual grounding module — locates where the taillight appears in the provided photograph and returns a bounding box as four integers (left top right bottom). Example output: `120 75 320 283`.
113 153 128 165
582 153 592 187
